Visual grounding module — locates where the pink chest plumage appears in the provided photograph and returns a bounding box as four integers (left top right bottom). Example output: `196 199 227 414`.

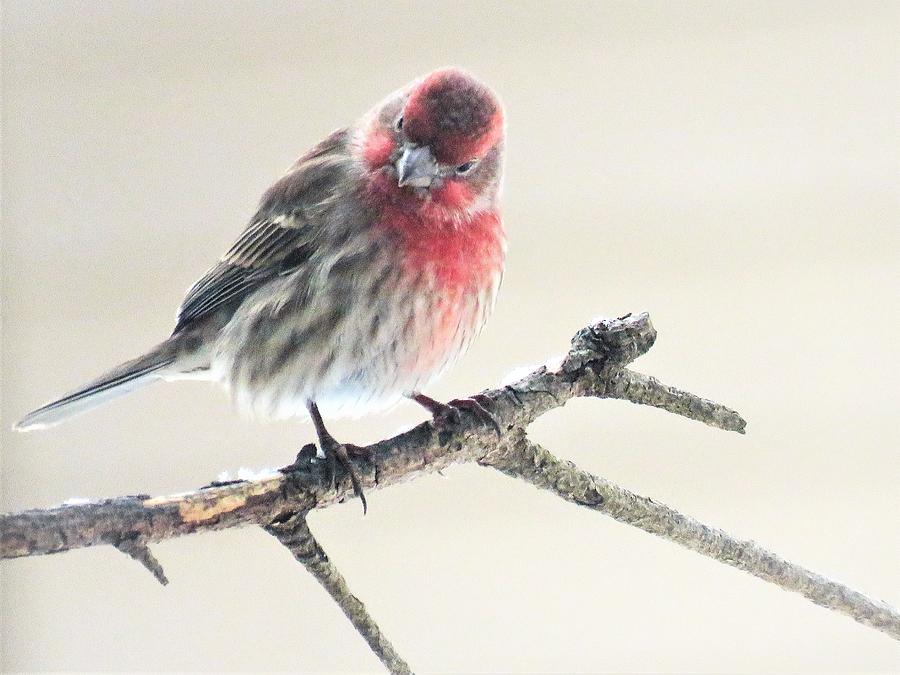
371 176 505 377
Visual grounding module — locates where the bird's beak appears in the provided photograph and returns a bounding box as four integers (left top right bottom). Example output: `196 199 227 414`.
396 145 438 188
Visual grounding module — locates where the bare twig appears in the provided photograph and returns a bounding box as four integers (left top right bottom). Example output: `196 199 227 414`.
265 513 412 674
482 435 900 640
604 369 746 433
113 535 169 585
3 312 896 672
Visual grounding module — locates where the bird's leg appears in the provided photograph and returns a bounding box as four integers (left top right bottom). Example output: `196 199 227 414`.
306 401 368 514
410 393 501 435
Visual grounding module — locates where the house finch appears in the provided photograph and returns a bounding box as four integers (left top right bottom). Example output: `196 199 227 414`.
16 68 507 511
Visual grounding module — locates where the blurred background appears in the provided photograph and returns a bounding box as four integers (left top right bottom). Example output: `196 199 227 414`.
2 1 898 672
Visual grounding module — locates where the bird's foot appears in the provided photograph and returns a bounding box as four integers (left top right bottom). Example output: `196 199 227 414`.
343 443 374 461
306 401 370 514
412 393 501 436
317 435 369 515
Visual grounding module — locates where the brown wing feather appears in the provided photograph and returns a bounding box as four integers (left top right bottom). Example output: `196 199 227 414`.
173 129 351 333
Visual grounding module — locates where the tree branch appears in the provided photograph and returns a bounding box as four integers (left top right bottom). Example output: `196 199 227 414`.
0 313 670 558
605 369 746 433
3 312 896 672
482 435 900 640
113 534 169 586
265 513 412 675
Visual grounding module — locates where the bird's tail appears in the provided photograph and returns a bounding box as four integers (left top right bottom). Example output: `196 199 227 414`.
14 341 179 431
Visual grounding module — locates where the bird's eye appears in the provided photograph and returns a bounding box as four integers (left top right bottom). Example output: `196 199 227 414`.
394 116 404 132
456 160 478 175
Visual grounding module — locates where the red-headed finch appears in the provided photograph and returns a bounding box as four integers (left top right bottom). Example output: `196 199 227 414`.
16 68 507 511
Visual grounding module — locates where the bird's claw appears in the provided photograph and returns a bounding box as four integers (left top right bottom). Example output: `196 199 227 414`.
418 393 502 436
447 396 502 436
343 443 373 462
318 437 368 515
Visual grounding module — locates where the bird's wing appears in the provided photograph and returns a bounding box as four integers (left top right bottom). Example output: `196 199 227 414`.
173 215 314 331
173 129 351 333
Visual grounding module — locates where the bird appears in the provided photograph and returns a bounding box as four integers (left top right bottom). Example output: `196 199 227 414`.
15 67 507 512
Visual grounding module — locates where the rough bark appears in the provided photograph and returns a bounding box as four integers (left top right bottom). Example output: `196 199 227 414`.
484 435 900 640
265 513 412 675
3 313 896 672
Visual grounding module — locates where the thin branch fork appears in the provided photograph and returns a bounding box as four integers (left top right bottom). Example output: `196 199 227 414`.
2 313 897 673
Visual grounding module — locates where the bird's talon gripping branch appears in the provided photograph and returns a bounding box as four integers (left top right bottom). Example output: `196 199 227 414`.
342 443 374 462
306 401 368 514
412 393 502 436
323 439 368 514
453 395 503 435
310 436 367 513
279 443 319 476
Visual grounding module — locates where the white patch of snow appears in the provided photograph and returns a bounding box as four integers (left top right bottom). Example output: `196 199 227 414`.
501 363 542 387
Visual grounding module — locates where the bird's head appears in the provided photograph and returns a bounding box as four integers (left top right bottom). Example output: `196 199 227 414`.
359 68 505 209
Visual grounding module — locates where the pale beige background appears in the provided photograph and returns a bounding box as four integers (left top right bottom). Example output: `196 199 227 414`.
2 1 899 672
